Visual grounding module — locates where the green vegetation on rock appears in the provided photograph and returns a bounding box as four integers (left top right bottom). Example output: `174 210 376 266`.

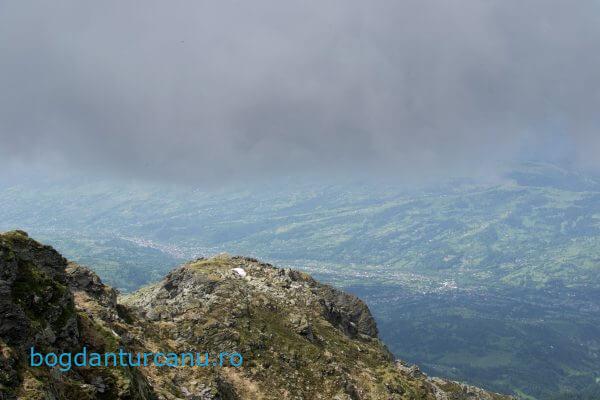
0 232 512 399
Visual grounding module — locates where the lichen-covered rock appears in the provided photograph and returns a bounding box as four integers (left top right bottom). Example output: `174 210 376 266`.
0 232 513 400
0 231 155 400
121 255 513 400
0 230 77 351
66 262 118 309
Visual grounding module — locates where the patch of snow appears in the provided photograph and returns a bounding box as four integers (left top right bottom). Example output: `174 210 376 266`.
232 267 247 277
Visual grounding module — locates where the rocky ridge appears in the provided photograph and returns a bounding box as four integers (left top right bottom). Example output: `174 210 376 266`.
0 231 512 399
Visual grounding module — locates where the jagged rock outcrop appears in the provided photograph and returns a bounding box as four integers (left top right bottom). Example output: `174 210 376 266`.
0 231 154 399
0 231 513 400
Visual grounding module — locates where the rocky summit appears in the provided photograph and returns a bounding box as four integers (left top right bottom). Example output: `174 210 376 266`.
0 231 512 400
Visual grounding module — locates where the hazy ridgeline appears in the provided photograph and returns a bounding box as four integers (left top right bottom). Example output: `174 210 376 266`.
1 162 599 398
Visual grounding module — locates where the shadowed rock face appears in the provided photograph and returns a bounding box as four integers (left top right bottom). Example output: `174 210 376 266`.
0 231 513 400
0 230 75 347
0 231 155 400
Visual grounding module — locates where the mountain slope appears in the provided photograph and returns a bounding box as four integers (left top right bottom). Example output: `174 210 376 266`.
2 163 599 397
0 231 511 399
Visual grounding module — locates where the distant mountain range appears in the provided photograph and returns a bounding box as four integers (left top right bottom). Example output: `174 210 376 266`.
1 162 599 398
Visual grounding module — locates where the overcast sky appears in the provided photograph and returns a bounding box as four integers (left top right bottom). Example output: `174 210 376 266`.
1 1 599 183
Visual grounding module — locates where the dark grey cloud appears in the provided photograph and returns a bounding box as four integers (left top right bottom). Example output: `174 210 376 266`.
1 1 599 182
